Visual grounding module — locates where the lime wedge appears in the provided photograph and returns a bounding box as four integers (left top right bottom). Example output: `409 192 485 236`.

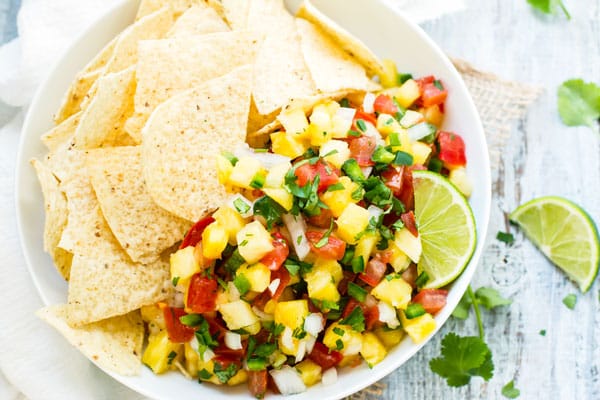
413 170 477 289
509 196 600 292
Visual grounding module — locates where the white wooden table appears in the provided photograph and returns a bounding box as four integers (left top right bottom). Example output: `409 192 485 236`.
1 0 598 399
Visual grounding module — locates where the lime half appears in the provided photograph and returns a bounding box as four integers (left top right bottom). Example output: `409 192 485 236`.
413 170 477 289
509 196 600 292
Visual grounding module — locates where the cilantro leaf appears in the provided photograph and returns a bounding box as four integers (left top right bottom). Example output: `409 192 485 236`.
213 362 239 383
339 306 365 332
562 293 577 309
557 79 600 130
475 287 512 310
502 380 521 398
253 196 285 230
527 0 571 19
496 231 515 245
451 292 472 319
429 333 494 387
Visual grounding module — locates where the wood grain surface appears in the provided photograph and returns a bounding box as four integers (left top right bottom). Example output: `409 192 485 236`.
1 0 598 399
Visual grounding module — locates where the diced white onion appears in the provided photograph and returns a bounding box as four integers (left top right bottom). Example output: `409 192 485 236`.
189 336 199 351
282 213 310 260
303 313 325 337
224 331 243 350
362 92 376 114
168 291 185 308
335 107 356 133
378 301 400 329
360 166 373 178
321 367 338 386
367 205 384 222
252 306 275 321
268 278 281 296
281 326 295 350
407 122 434 142
202 348 215 362
295 339 307 363
344 340 362 356
234 143 292 169
362 121 386 147
270 365 307 395
228 194 254 218
227 281 241 302
305 334 317 354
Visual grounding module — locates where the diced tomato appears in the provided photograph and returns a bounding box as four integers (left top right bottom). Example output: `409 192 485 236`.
353 109 377 128
337 270 357 296
381 166 404 196
204 315 227 339
214 341 246 359
294 160 339 192
416 75 435 88
373 94 398 115
411 163 428 171
401 211 418 237
186 273 218 313
270 267 290 301
252 290 271 311
421 82 448 108
306 230 347 260
401 264 418 288
358 257 387 287
364 303 380 331
397 166 414 212
375 250 393 264
412 289 448 315
248 370 268 399
308 342 343 370
213 355 242 375
260 234 289 271
179 216 215 249
160 305 195 343
349 135 377 167
437 131 466 167
307 208 334 229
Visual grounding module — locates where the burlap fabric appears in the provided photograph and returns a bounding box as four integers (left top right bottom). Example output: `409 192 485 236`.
345 59 542 400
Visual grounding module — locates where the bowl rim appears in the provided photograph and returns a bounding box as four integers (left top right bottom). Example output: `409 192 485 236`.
15 0 492 398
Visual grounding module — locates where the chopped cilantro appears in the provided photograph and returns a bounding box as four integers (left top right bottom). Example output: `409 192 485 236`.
315 220 335 248
475 287 512 309
253 196 285 230
284 258 312 276
254 343 277 357
223 248 245 274
496 231 515 245
213 362 239 383
193 316 219 358
167 350 177 365
292 326 307 339
433 80 444 91
557 78 600 130
539 329 547 336
326 182 345 192
198 369 213 380
397 73 413 84
351 186 365 201
562 293 577 310
502 380 521 398
333 327 345 336
339 306 365 332
335 339 344 351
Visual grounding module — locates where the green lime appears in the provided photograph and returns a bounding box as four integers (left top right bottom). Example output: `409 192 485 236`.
509 196 600 292
413 170 477 289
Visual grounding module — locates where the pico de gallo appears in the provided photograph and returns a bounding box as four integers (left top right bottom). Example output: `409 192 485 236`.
140 64 471 397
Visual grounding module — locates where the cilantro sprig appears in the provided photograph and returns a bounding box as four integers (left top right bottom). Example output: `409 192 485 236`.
557 79 600 132
527 0 571 20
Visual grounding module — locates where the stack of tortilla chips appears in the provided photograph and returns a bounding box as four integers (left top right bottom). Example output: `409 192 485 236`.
32 0 384 376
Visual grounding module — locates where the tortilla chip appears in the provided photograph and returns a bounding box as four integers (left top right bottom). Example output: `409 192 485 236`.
54 39 118 124
37 305 144 375
296 0 384 77
125 31 261 141
142 66 252 222
31 159 72 280
87 146 190 263
136 0 202 19
252 23 316 115
295 18 380 94
167 4 229 37
72 66 137 149
221 0 250 30
246 0 292 35
104 7 173 74
41 111 80 152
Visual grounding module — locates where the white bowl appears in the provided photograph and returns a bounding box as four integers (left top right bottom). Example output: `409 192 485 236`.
15 0 491 398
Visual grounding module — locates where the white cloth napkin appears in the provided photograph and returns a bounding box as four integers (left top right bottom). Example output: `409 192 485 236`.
0 1 465 399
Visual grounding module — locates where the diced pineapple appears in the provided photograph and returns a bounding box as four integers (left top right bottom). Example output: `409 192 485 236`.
304 267 340 303
449 166 473 197
395 79 421 108
264 299 277 314
387 129 413 155
354 232 379 266
227 369 248 386
379 59 399 88
244 321 262 335
423 104 444 127
319 140 351 169
202 222 229 259
411 141 433 165
338 355 361 367
170 246 200 282
400 110 425 128
197 359 222 385
265 163 292 188
400 312 436 344
322 100 340 116
184 342 199 378
216 154 234 185
307 123 334 147
271 131 308 159
219 300 259 330
323 322 363 356
374 327 405 348
237 262 271 293
335 203 371 245
331 108 354 138
310 104 333 130
264 188 294 211
360 332 387 367
142 331 181 374
320 176 361 217
313 258 343 283
278 107 309 137
228 157 265 189
376 113 402 137
296 359 323 386
140 304 164 329
386 242 411 272
274 299 309 330
236 221 274 264
370 275 412 309
394 228 422 263
213 206 248 245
